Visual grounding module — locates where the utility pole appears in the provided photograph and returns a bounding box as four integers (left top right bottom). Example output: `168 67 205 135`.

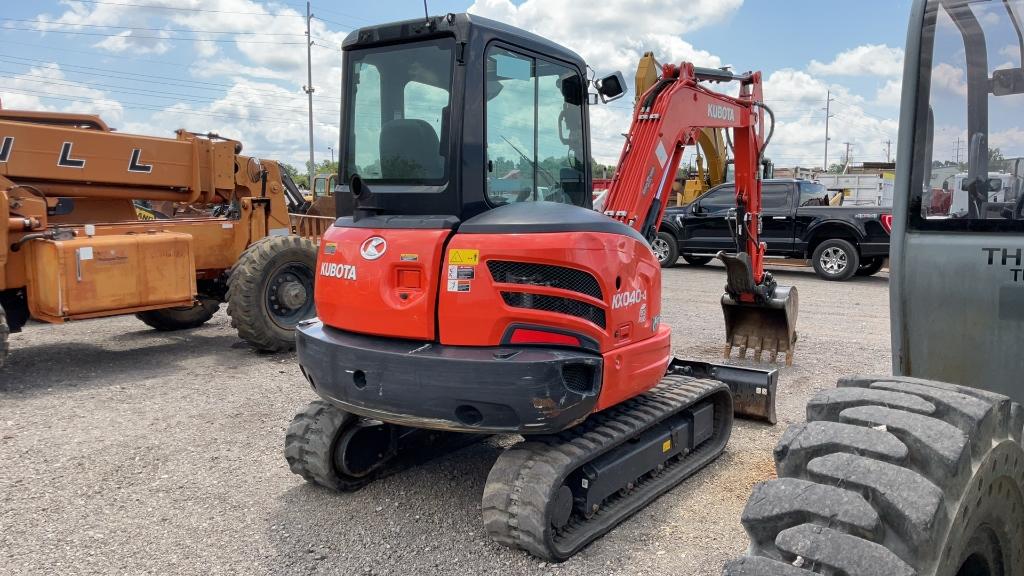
843 141 853 171
823 90 836 171
328 146 334 164
954 136 963 165
884 139 892 163
303 1 315 188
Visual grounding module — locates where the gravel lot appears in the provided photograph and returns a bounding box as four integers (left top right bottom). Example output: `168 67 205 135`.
0 262 890 575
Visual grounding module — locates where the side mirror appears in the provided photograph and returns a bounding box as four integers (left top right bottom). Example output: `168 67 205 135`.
989 177 1003 192
595 72 627 103
690 203 701 214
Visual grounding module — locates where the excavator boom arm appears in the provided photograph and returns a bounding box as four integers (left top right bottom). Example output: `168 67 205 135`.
603 62 767 281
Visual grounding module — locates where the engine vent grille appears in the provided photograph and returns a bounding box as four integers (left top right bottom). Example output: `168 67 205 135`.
487 261 602 300
500 292 606 329
561 364 597 395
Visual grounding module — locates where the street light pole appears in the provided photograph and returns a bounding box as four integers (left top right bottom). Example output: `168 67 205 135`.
328 146 334 164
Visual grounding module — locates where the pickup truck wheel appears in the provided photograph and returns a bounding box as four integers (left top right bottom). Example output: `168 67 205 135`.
682 254 712 266
724 376 1024 576
811 239 859 281
653 231 679 268
856 256 886 277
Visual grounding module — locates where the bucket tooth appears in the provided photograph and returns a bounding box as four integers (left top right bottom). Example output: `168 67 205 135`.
752 337 764 362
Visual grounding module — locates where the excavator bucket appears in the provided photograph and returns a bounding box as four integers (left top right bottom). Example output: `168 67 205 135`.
717 252 799 366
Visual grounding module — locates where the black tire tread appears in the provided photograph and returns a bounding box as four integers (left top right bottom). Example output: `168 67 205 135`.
226 235 317 352
284 399 369 492
135 299 220 331
730 375 1024 575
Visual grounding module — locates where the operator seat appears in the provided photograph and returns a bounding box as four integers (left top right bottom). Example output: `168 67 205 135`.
380 119 444 179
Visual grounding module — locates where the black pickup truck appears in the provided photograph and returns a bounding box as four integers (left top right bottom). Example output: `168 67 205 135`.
656 179 892 281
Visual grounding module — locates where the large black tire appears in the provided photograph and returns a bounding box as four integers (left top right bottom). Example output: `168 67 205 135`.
855 256 886 277
811 238 860 281
0 302 9 369
682 254 713 266
653 231 679 268
227 235 317 352
725 375 1024 576
135 298 220 331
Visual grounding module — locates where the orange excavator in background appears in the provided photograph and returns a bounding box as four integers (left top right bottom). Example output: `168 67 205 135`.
284 13 797 561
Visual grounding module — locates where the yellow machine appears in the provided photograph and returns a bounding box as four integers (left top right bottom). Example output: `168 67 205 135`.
0 108 324 367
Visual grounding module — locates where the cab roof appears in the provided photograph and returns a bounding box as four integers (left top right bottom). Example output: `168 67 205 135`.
342 12 585 67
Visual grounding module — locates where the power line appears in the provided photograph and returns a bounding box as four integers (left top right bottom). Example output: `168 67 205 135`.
39 0 308 18
0 53 339 103
0 25 309 44
0 86 339 129
0 69 341 117
0 18 305 36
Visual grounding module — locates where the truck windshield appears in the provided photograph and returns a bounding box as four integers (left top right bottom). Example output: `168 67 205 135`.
344 38 454 185
914 0 1024 227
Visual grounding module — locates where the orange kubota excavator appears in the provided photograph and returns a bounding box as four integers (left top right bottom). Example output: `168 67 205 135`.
285 13 797 561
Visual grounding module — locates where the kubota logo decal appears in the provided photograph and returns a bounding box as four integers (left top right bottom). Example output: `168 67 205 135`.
612 289 647 309
707 104 736 122
360 236 387 260
320 262 357 280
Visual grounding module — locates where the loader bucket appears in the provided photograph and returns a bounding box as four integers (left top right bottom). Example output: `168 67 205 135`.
721 285 799 366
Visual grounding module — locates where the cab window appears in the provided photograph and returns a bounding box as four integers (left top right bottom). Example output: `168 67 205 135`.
699 186 735 211
762 183 792 210
799 181 830 207
484 46 587 206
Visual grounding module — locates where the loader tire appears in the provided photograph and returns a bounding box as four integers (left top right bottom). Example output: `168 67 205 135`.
0 302 9 369
135 298 219 331
227 235 317 352
724 375 1024 576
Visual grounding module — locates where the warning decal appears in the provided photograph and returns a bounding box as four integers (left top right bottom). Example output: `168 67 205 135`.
448 249 479 265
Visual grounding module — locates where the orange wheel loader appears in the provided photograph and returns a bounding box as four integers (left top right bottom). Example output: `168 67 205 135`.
285 13 797 561
0 108 323 368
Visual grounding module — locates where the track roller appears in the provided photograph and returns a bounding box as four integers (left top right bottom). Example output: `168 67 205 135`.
483 376 733 561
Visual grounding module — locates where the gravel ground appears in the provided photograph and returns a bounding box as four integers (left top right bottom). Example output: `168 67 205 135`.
0 262 890 575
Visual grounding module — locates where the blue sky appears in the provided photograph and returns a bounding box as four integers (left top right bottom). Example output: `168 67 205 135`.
1 1 916 169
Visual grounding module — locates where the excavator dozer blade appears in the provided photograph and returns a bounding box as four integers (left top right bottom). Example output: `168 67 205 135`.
668 358 778 424
721 285 799 366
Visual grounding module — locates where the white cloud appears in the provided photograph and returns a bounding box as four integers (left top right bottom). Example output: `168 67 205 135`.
875 79 902 106
468 0 741 162
94 30 172 55
808 44 904 77
0 63 125 123
932 62 968 97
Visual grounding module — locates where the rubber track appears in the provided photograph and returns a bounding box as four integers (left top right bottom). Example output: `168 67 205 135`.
285 400 485 493
227 235 316 352
483 375 733 561
284 399 371 492
724 375 1024 576
0 303 8 369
